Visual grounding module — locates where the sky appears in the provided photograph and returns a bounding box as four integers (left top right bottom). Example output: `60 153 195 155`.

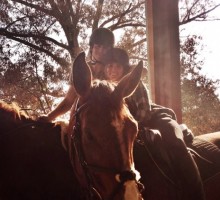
180 2 220 97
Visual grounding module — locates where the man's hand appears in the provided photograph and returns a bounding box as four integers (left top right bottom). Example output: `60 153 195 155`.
37 115 51 122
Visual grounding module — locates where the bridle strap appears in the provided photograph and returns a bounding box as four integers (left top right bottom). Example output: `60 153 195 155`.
71 99 99 198
72 98 89 119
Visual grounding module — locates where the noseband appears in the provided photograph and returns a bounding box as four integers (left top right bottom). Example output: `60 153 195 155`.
70 98 143 200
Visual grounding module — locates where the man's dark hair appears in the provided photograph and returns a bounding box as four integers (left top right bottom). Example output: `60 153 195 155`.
89 28 115 48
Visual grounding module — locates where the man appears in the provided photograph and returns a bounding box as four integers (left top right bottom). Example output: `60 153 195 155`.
40 27 114 122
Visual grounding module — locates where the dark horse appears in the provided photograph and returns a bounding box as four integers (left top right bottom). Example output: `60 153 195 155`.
134 129 220 200
0 101 81 200
1 52 220 200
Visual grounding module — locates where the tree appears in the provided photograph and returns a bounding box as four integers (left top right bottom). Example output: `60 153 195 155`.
180 35 220 135
0 0 146 115
179 0 220 24
179 0 220 135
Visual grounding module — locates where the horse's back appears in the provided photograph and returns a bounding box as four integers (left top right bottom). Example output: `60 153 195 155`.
134 130 220 200
204 172 220 200
195 131 220 149
190 131 220 167
0 122 80 200
187 132 220 180
194 136 220 200
134 139 181 200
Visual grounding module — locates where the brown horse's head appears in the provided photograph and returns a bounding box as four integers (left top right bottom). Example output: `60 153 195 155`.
69 52 143 200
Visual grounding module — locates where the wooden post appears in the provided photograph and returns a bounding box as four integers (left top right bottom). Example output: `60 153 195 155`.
146 0 182 122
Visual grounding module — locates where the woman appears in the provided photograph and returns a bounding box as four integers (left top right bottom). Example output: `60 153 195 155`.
104 47 152 123
104 47 205 200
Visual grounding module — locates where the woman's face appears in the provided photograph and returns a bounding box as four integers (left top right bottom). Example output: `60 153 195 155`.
105 62 125 82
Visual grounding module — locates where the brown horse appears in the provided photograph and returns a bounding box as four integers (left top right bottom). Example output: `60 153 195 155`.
68 52 220 200
68 52 144 200
0 100 80 200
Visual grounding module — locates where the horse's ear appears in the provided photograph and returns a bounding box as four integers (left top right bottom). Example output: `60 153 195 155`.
72 52 92 97
113 61 143 100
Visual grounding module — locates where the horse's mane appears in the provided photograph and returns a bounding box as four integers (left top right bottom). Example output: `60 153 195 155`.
90 80 120 111
0 100 30 123
90 80 133 121
91 80 115 102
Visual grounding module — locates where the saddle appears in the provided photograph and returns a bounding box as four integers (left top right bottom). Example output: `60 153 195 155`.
187 137 220 181
136 123 194 147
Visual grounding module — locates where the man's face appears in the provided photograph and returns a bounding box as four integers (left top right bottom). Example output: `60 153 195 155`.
91 44 111 63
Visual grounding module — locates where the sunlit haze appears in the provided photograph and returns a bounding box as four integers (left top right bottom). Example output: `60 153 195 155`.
180 1 220 97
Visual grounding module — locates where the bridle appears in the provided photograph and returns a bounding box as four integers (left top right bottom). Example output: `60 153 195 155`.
70 98 144 200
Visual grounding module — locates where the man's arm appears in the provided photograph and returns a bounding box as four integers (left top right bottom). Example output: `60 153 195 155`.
41 85 77 122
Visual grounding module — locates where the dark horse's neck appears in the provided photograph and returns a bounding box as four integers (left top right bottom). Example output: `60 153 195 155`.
0 100 81 200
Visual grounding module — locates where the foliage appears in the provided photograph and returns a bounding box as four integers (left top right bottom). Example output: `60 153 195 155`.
180 35 220 135
0 0 146 115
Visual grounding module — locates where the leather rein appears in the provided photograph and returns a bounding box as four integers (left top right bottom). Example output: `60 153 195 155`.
70 98 143 200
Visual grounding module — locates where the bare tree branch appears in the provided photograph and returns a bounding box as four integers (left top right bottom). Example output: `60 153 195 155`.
5 16 27 29
92 0 104 30
130 55 148 61
130 38 147 48
182 0 201 23
0 31 69 67
0 28 69 50
34 59 52 111
66 0 77 25
100 1 144 29
110 3 132 30
11 0 55 17
180 3 220 25
109 23 145 30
